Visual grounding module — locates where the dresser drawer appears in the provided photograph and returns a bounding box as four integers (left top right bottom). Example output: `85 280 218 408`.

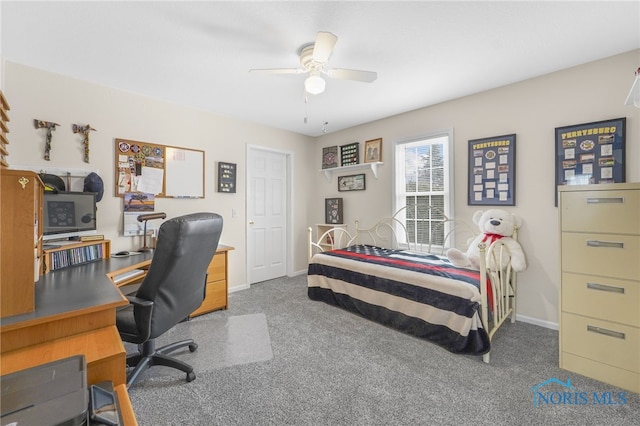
562 273 639 326
561 352 640 394
561 232 640 280
560 189 640 234
191 279 227 316
206 251 226 282
561 312 639 373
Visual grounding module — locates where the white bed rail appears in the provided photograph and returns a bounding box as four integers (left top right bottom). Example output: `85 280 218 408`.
478 226 519 364
353 206 476 255
307 226 356 261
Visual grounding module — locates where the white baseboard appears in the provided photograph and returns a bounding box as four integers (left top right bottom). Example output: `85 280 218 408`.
229 270 306 294
516 314 558 330
229 284 250 293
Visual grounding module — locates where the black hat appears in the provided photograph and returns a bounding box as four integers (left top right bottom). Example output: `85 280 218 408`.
39 173 65 192
84 172 104 202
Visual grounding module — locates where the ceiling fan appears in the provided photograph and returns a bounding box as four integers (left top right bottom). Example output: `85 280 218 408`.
249 31 377 95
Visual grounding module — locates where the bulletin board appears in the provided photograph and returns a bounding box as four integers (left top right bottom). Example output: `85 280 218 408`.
115 138 205 198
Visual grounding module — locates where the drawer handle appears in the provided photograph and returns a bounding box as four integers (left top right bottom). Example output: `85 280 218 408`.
587 282 625 294
586 197 624 204
586 240 624 249
587 325 625 340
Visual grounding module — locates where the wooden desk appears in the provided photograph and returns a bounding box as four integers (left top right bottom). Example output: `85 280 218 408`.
1 245 233 425
1 253 153 425
108 245 234 317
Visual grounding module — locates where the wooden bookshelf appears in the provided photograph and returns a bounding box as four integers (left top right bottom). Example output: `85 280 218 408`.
0 90 9 169
43 240 111 273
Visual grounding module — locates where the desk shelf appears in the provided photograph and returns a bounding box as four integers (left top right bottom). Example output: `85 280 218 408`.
43 240 111 273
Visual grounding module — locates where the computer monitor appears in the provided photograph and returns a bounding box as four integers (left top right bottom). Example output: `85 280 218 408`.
42 191 97 241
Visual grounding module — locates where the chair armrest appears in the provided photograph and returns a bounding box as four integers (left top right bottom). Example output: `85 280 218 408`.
125 295 154 317
125 295 153 306
123 296 154 342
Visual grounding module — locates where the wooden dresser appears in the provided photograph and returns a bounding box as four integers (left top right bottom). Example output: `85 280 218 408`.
558 182 640 393
190 245 233 317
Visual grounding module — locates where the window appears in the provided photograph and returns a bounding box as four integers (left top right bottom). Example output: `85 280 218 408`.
394 131 454 248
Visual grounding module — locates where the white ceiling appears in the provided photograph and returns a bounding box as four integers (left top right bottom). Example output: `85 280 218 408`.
2 1 639 137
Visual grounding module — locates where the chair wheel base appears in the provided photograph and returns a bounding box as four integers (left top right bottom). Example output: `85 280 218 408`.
189 343 198 352
187 371 196 382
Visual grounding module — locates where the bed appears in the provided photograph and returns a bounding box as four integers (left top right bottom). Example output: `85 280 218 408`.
307 207 518 363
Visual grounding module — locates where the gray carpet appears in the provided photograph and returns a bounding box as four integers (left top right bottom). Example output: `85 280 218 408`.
128 274 639 425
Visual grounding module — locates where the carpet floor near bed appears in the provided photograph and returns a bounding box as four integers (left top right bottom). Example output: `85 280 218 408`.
128 275 639 426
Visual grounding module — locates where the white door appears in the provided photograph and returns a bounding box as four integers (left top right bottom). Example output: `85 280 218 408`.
247 147 288 284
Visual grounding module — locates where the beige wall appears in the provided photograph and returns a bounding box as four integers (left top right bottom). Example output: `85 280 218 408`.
4 49 639 327
313 49 640 328
3 61 315 291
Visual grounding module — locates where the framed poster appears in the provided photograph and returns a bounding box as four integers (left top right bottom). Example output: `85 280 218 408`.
217 162 236 193
364 138 382 163
325 198 343 224
555 117 626 205
338 173 366 191
322 146 338 169
467 134 516 206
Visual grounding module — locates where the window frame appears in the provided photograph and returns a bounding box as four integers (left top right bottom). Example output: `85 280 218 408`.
392 129 455 250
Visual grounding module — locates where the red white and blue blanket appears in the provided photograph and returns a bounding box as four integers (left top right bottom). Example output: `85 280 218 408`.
307 245 490 355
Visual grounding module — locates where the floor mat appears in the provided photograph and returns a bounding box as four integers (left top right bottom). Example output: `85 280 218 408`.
124 313 273 381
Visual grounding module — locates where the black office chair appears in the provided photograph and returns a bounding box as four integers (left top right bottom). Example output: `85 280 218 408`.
116 212 223 387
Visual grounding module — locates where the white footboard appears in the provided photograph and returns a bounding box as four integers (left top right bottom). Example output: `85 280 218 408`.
478 237 518 364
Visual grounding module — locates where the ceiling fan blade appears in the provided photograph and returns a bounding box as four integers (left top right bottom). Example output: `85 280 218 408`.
326 68 378 83
249 68 307 75
312 31 338 63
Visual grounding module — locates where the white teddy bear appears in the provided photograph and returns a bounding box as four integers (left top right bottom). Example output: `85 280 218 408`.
446 209 527 272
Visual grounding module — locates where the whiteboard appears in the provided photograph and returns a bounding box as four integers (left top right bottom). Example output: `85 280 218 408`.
165 147 204 198
114 139 205 198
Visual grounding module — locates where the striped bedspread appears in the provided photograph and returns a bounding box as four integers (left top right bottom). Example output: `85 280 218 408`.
307 245 490 355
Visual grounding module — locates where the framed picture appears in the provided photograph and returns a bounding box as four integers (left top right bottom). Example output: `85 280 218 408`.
467 134 516 206
217 162 237 193
364 138 382 163
322 146 338 169
554 117 626 205
340 142 359 166
325 198 343 224
338 174 366 192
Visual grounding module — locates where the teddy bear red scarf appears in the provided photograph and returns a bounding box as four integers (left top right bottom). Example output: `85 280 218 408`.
481 233 504 245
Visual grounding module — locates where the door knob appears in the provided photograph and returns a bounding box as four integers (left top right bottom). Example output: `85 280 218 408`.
249 221 254 225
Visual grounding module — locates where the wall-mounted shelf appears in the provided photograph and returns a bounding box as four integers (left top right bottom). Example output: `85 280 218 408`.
321 162 383 182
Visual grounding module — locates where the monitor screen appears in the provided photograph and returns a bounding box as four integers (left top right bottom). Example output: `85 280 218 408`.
43 191 97 240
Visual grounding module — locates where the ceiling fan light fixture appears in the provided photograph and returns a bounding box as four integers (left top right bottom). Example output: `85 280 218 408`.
305 75 325 95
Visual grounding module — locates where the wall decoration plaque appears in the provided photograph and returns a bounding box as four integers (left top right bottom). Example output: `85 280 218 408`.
467 134 516 206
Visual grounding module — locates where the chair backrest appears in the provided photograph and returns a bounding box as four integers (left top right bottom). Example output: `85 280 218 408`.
135 212 223 339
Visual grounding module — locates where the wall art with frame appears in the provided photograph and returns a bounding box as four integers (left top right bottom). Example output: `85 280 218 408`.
467 134 516 206
338 173 366 192
364 138 382 163
217 161 237 193
554 117 626 205
325 197 343 224
322 146 338 169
